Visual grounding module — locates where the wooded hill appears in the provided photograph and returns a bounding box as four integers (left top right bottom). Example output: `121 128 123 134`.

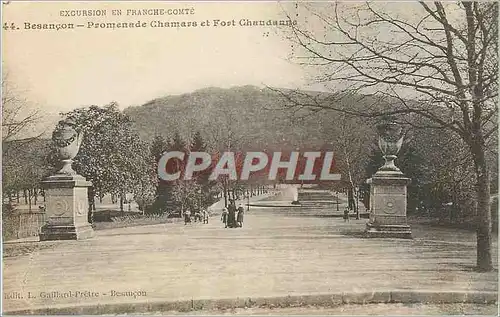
123 85 378 152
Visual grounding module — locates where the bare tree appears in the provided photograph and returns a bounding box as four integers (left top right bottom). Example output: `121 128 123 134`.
2 73 42 153
2 73 47 205
335 113 374 218
204 95 250 207
278 2 497 271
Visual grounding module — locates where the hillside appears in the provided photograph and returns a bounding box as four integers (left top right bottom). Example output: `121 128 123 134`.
124 85 377 151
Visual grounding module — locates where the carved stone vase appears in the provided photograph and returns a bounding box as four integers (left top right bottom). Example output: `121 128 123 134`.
39 118 94 241
52 120 83 175
376 122 404 174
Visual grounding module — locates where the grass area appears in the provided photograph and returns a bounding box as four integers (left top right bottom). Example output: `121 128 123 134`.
93 213 182 231
408 215 498 234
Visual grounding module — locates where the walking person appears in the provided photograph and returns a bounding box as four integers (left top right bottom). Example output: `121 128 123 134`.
227 200 237 228
237 203 245 228
221 207 228 228
343 208 350 222
194 209 202 223
202 208 209 224
184 209 192 225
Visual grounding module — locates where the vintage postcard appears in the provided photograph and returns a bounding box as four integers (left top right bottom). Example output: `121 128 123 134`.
2 1 498 316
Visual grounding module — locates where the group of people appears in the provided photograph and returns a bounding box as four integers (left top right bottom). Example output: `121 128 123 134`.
182 200 245 228
184 208 209 225
220 200 245 228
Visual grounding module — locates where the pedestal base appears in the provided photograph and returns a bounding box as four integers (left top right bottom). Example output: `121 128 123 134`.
365 171 412 239
39 224 95 241
365 222 412 239
40 173 94 241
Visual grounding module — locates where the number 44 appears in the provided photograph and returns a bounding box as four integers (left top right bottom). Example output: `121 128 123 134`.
3 23 16 30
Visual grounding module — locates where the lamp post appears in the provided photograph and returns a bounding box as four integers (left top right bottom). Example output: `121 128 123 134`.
247 190 250 211
223 177 228 208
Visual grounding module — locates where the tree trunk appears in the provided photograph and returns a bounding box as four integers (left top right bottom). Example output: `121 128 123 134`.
348 186 355 210
23 189 28 204
223 180 228 208
16 191 19 203
34 188 38 205
354 186 360 220
28 188 32 213
120 193 124 213
471 141 492 272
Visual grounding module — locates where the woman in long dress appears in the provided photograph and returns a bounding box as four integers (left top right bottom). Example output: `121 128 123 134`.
184 209 191 225
237 204 244 227
221 208 228 228
227 201 237 228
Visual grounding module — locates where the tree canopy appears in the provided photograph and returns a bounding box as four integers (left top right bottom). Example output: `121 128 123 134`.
54 103 156 208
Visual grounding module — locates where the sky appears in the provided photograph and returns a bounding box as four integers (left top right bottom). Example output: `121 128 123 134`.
3 1 316 135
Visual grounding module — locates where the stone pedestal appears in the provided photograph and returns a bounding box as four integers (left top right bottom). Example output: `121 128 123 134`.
365 171 412 239
39 174 94 241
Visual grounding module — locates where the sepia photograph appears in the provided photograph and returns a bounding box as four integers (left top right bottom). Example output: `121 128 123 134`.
1 1 498 315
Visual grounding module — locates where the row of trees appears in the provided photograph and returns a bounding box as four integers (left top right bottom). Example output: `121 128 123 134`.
149 131 271 215
149 132 215 215
2 74 50 212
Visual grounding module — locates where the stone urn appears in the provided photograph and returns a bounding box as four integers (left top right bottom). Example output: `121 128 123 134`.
376 121 404 173
52 118 83 175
